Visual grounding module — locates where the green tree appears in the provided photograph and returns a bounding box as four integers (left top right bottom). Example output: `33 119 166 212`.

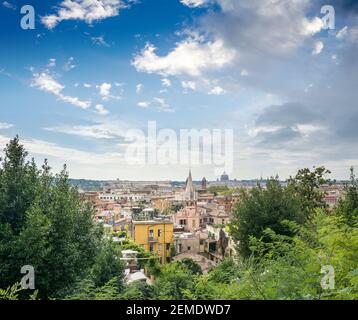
16 166 103 298
187 211 358 300
91 240 125 289
120 281 157 300
288 166 331 215
0 137 116 299
178 258 202 275
0 136 39 233
207 259 238 284
230 178 304 258
65 277 122 300
0 137 40 289
155 262 195 299
337 167 358 225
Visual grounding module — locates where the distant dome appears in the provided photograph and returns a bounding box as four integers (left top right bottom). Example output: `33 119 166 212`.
220 172 229 182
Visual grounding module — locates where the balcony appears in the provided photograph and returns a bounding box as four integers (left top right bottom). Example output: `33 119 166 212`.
148 236 157 242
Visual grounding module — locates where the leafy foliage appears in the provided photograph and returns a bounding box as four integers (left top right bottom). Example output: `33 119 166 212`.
155 262 196 299
0 283 23 300
0 137 117 298
120 281 158 300
186 211 358 300
230 178 305 258
337 167 358 225
288 166 331 215
177 258 203 275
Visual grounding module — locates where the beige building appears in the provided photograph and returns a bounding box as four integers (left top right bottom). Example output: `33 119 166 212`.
174 232 201 254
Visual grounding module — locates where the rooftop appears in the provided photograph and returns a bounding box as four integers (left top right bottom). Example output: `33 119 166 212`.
133 219 173 225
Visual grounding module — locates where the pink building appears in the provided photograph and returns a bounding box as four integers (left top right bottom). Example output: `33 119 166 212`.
173 171 208 232
174 205 207 232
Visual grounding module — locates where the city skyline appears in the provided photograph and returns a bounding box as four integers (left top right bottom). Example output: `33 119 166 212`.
1 1 358 181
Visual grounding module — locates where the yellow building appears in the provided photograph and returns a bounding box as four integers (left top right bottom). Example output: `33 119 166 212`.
132 220 174 263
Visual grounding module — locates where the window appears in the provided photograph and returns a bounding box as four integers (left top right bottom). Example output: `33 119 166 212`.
200 240 204 245
149 243 154 252
179 219 187 226
166 243 170 251
149 229 154 239
178 244 182 253
187 246 191 251
158 244 162 252
158 229 162 237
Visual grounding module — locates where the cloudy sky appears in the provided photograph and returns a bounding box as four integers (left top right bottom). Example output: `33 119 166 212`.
0 0 357 181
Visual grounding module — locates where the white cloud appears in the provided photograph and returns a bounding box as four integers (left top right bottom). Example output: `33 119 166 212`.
59 95 91 109
96 82 121 101
138 101 150 108
312 41 324 56
132 37 235 77
161 78 172 87
208 86 226 95
137 96 175 111
302 17 325 36
32 72 64 95
91 35 110 47
336 26 348 39
41 0 128 29
181 80 196 91
136 83 143 94
31 72 91 109
95 104 110 115
0 122 14 129
248 125 283 138
198 1 326 60
153 97 174 113
180 0 209 8
23 138 122 165
44 122 127 139
240 69 249 76
97 82 111 97
47 58 56 68
64 57 76 71
83 83 92 88
96 82 122 101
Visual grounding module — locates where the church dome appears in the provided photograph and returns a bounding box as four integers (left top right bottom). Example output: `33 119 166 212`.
220 171 229 182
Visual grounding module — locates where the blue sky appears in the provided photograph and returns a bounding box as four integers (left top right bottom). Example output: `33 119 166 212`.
1 0 358 180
